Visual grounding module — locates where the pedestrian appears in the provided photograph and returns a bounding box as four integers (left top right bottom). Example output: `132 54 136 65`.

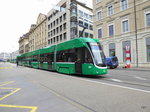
16 60 19 67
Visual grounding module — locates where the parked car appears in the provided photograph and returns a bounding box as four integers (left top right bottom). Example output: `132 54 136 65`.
106 56 119 69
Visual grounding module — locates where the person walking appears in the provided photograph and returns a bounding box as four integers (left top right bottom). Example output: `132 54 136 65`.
16 60 19 67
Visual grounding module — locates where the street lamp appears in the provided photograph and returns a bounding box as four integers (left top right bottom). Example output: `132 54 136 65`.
133 0 138 67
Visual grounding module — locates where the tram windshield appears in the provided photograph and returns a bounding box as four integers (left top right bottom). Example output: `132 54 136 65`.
88 42 106 67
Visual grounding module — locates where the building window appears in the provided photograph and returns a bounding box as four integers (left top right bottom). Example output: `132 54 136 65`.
60 16 62 23
53 29 55 35
89 15 93 21
48 16 51 21
71 8 77 17
51 31 52 36
63 33 66 40
71 28 77 39
121 0 128 10
122 19 129 32
63 13 66 20
79 10 83 17
54 37 56 43
90 34 93 38
122 40 131 62
53 21 55 27
89 25 93 30
48 32 50 37
48 40 50 45
108 24 114 36
108 5 113 16
48 25 50 30
146 37 150 62
109 43 115 56
85 32 88 37
97 10 102 20
98 28 102 39
84 13 88 19
56 19 59 25
60 34 62 41
60 25 62 32
51 39 53 44
63 23 66 30
146 12 150 26
57 36 59 42
56 27 59 33
51 23 52 28
79 20 83 27
96 0 102 3
84 23 88 29
79 31 82 37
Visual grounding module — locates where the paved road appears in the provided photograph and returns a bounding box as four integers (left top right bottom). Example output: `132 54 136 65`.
0 62 150 112
98 68 150 91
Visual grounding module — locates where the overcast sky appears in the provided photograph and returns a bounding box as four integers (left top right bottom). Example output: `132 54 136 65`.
0 0 92 53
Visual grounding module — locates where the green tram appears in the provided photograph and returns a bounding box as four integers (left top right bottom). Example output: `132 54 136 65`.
17 38 107 75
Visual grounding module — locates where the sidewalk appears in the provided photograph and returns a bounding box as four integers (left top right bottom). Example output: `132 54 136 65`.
117 66 150 71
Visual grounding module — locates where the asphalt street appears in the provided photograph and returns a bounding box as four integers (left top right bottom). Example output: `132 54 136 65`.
0 62 150 112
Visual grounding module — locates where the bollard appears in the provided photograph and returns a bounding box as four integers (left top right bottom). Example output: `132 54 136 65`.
126 46 130 68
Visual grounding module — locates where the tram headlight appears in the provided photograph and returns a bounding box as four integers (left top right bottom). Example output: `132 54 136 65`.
88 66 92 68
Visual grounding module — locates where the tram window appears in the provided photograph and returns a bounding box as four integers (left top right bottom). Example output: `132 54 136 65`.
33 55 38 61
56 47 93 63
75 47 93 64
47 54 50 62
33 59 38 62
56 49 77 62
40 54 43 62
67 49 77 62
85 48 93 63
56 51 63 62
49 53 54 62
40 53 54 62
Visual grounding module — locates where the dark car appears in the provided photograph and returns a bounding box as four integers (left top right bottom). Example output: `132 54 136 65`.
106 56 118 69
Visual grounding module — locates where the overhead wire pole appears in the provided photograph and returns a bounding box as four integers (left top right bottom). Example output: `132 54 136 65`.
79 26 87 38
133 0 138 67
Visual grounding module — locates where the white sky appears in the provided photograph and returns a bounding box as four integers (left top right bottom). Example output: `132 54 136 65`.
0 0 92 53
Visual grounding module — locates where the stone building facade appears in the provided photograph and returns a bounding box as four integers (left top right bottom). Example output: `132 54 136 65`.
93 0 150 67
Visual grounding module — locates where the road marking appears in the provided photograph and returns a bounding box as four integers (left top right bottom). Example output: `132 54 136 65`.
0 81 20 101
61 75 150 93
0 81 15 87
0 67 13 69
0 104 37 112
135 76 147 80
0 88 21 101
111 79 123 82
0 81 38 112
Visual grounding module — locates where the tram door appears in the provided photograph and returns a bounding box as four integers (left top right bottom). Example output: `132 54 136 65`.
75 48 85 74
48 61 52 70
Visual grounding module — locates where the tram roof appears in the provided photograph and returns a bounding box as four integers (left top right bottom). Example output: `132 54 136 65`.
56 37 100 51
39 45 55 54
